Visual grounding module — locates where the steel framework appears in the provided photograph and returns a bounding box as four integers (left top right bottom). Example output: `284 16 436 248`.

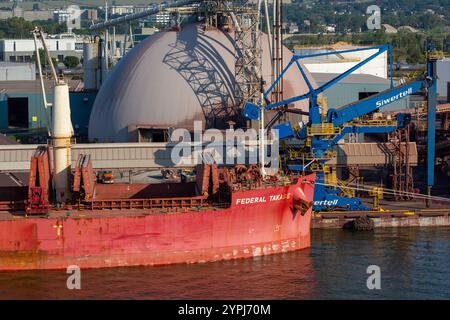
389 127 414 200
232 0 262 108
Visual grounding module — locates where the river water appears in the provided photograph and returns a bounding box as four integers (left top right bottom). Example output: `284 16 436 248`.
0 227 449 300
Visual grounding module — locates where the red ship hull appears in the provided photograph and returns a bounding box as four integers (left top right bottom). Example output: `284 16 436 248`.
0 175 315 270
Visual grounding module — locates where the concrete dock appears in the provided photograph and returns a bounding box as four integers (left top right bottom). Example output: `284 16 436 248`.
313 199 450 229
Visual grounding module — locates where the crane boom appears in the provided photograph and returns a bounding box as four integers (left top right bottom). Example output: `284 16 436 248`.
327 78 429 127
242 43 437 212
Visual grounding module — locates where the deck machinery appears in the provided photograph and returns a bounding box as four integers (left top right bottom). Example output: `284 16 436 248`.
243 45 438 211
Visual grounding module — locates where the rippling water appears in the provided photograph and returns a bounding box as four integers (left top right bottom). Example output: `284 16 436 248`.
1 227 449 299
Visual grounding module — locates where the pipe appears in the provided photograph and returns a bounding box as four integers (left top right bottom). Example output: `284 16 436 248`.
32 31 51 109
90 0 200 30
263 0 273 83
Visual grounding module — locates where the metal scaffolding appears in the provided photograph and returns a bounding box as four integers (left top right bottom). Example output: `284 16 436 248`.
389 126 414 200
232 0 262 107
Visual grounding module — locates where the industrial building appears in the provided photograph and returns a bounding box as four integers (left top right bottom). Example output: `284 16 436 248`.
0 35 85 63
312 72 408 111
296 45 388 79
0 79 95 137
0 62 35 81
0 6 98 22
437 58 450 102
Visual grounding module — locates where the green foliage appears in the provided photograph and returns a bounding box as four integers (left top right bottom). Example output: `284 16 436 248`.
282 1 450 33
285 29 450 64
36 48 47 68
0 17 67 39
63 56 80 68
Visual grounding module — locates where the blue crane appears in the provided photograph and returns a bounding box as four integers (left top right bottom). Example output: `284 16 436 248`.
243 45 437 211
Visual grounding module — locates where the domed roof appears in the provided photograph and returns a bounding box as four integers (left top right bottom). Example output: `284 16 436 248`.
88 23 316 142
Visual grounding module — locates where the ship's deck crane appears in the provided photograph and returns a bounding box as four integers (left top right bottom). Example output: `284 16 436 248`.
32 27 74 205
243 44 437 211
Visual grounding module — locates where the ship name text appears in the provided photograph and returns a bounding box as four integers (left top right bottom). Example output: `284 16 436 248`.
235 193 291 205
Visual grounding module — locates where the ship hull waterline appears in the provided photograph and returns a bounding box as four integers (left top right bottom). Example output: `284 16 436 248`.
0 175 315 271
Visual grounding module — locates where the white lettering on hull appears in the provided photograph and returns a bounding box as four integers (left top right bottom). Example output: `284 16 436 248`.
235 193 291 205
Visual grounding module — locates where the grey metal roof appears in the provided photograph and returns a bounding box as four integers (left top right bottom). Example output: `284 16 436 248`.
312 72 390 85
0 79 83 93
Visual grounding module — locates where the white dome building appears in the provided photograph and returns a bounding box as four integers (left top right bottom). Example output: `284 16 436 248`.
88 23 316 142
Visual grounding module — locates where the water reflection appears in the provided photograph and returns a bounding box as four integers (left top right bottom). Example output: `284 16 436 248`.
0 227 449 300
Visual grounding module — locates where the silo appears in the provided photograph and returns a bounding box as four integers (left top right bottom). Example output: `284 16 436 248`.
83 39 100 90
89 23 317 142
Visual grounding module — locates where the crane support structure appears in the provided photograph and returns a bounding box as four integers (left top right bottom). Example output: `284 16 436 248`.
426 58 437 206
242 44 438 211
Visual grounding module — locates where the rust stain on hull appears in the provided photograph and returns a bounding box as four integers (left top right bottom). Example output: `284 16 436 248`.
0 176 316 271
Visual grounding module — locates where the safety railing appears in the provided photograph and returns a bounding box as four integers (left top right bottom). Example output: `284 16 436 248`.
307 123 341 136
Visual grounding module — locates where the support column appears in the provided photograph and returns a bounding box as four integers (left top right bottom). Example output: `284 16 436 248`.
426 58 437 207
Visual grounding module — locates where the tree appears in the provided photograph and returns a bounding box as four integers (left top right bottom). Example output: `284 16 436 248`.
63 56 80 68
36 48 47 68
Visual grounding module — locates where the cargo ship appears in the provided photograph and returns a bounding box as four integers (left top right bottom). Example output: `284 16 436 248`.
0 153 315 270
0 27 315 271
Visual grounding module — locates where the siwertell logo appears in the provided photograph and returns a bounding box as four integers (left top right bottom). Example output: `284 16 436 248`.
375 88 413 108
313 199 339 206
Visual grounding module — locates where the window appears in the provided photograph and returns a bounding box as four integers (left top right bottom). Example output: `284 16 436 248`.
58 55 64 62
9 56 16 62
75 43 83 51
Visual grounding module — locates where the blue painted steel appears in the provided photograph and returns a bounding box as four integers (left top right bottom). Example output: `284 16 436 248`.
295 60 314 92
326 80 426 126
396 113 412 128
273 122 295 139
261 45 391 112
243 101 260 120
263 58 296 100
241 43 435 212
293 45 388 59
313 173 370 211
427 59 437 187
286 169 370 211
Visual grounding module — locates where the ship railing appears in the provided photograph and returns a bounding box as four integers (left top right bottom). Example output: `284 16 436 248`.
84 196 207 211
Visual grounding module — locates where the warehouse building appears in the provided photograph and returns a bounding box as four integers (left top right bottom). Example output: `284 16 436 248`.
0 62 35 81
312 72 408 111
0 36 84 63
437 58 450 102
0 80 96 138
296 45 388 79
